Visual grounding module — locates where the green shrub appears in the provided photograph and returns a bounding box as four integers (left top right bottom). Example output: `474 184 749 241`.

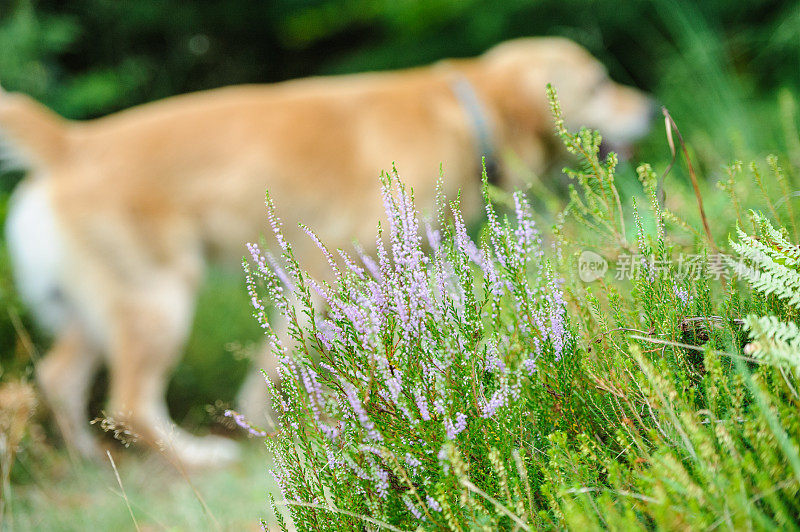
238 87 800 530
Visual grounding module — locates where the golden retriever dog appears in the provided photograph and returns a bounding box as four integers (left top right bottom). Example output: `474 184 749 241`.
1 37 653 467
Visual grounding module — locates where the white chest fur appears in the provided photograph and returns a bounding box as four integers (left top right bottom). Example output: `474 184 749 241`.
5 178 70 333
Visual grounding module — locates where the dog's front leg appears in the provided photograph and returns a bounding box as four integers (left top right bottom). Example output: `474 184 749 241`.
37 323 102 459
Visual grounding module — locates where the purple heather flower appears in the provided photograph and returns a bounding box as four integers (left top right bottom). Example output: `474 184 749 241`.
444 412 467 439
404 452 422 476
542 272 569 361
325 448 345 470
342 380 382 441
523 356 538 376
385 372 403 403
512 191 542 261
451 205 472 257
361 445 383 457
301 223 342 280
414 387 431 421
271 463 289 498
337 248 366 279
426 496 442 512
484 194 509 269
403 495 424 520
480 384 509 419
374 467 390 500
432 397 446 416
250 176 580 518
425 220 442 254
223 409 267 437
265 251 296 291
315 331 332 351
484 342 507 374
299 366 324 421
437 446 451 474
319 421 341 440
344 456 370 481
673 283 693 306
354 242 382 280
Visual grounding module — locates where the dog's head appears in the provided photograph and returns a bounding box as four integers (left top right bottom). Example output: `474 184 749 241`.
479 37 655 163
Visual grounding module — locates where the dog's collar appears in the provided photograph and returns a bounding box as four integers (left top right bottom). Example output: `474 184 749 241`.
449 76 499 184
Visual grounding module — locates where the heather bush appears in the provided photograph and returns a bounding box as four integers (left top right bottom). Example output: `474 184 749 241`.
240 88 800 530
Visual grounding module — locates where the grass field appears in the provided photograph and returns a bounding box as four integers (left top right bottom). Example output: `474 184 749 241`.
4 441 276 531
1 268 271 532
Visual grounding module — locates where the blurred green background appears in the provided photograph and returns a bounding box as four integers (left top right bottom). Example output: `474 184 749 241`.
1 0 799 428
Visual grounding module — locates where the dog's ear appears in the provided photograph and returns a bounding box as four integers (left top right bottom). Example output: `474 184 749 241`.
0 89 68 172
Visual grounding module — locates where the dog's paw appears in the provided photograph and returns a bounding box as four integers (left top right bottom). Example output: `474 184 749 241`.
167 434 240 469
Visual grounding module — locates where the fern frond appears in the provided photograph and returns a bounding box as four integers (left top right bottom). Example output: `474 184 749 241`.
729 213 800 309
729 257 800 308
742 314 800 369
756 214 800 265
734 218 794 267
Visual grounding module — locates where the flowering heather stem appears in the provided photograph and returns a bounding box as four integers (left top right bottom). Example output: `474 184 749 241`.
246 165 572 530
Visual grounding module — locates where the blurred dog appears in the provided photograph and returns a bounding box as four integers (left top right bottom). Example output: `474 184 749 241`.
1 37 653 467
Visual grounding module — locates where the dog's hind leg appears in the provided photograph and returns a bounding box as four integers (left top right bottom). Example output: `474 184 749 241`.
104 270 239 468
236 339 281 429
37 324 102 458
236 291 323 428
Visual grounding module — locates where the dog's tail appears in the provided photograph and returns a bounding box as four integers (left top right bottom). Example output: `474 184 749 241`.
0 84 69 171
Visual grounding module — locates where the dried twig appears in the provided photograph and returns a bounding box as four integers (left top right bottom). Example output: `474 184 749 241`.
659 108 716 249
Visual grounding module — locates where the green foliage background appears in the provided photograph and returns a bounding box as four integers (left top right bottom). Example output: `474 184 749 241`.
1 0 799 426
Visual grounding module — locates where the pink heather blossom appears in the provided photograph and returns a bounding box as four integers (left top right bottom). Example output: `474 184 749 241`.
224 409 267 437
444 412 467 439
424 220 441 253
325 448 345 470
426 496 442 512
404 452 422 476
337 248 366 279
344 456 370 481
437 446 451 474
432 397 446 416
318 421 341 440
250 175 580 519
673 283 693 306
301 223 342 280
480 383 509 419
403 495 424 520
354 241 382 280
545 273 569 361
374 467 390 500
484 192 509 269
264 251 296 291
414 387 431 421
264 193 291 255
523 356 538 375
342 380 382 441
512 191 542 261
485 342 508 374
